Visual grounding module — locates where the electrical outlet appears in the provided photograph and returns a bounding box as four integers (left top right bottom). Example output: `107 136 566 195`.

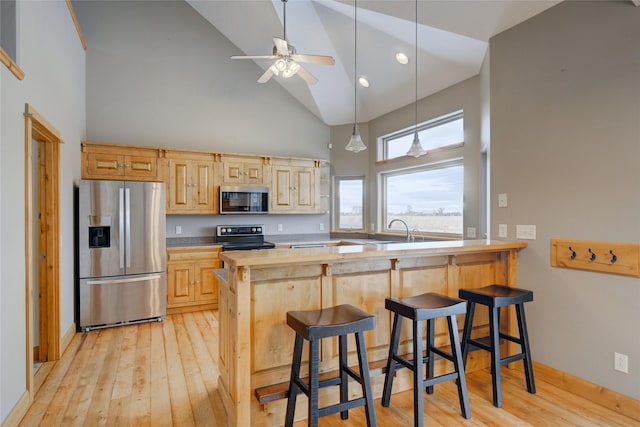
319 223 325 231
498 224 508 238
467 227 476 238
175 225 182 235
614 352 629 373
498 193 508 208
277 223 283 232
516 224 536 240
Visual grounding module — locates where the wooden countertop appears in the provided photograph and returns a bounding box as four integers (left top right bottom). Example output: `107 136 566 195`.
219 239 527 267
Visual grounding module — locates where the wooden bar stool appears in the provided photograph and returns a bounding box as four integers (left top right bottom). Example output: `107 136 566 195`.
284 304 377 427
459 284 536 408
381 292 471 427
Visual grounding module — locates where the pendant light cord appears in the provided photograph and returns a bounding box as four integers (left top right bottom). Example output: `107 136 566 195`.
415 0 418 134
283 0 287 41
354 0 358 125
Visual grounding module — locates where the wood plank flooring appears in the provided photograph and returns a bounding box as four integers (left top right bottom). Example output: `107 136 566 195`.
19 311 639 427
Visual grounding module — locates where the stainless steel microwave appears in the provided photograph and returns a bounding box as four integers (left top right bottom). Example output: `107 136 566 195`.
219 186 269 214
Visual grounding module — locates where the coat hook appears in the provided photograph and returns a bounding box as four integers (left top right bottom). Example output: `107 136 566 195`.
569 246 577 260
588 248 596 261
609 250 617 264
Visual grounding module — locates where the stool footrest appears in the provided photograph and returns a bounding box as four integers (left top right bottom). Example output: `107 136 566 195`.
424 371 460 388
318 397 366 418
501 353 526 365
499 332 522 345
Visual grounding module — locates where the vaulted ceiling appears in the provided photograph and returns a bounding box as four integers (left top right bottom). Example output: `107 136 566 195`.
188 0 562 126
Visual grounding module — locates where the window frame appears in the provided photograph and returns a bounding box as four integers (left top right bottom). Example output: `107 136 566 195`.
380 159 464 239
380 110 464 162
333 175 366 232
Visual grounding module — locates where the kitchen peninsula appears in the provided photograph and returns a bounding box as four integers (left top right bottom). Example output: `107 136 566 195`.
216 239 527 426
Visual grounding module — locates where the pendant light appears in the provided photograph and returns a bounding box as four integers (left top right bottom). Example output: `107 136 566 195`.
345 0 367 153
406 0 426 158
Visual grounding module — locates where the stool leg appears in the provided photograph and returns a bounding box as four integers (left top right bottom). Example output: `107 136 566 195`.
355 331 377 427
516 303 536 395
308 339 320 427
425 319 435 395
382 313 402 407
339 334 349 420
489 306 502 408
448 314 471 419
285 334 304 427
413 319 425 427
461 301 476 366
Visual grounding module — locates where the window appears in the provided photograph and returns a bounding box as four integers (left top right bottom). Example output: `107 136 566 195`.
335 177 364 231
382 161 463 236
383 111 463 160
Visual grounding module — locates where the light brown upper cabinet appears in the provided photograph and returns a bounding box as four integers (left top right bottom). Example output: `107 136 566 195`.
165 150 217 214
271 159 321 213
221 155 269 185
81 142 160 181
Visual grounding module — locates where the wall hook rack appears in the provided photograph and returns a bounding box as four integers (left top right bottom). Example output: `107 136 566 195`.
551 239 639 277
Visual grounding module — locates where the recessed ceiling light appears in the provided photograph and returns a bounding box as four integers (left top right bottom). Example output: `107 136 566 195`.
395 52 409 65
358 76 370 88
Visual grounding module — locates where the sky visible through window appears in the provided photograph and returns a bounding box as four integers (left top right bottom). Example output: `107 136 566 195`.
386 166 463 215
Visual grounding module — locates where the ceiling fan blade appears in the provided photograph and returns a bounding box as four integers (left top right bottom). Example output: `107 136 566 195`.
230 55 278 60
257 67 276 84
296 65 318 85
273 37 290 56
291 54 335 66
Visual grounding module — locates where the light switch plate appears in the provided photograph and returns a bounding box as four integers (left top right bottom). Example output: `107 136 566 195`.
467 227 476 238
175 225 182 235
498 224 508 238
498 193 508 208
516 225 536 240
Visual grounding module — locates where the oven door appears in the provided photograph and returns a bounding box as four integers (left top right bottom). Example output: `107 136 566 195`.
219 186 269 214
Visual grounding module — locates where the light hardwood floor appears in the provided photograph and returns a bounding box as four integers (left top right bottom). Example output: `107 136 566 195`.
19 311 639 426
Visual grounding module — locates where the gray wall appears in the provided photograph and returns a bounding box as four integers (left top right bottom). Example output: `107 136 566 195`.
491 1 640 398
1 1 85 421
74 0 330 159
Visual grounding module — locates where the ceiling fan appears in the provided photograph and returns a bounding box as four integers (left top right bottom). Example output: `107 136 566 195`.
230 0 335 85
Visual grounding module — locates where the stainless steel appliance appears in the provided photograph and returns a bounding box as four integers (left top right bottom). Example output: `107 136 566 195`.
215 224 275 251
219 185 269 214
77 180 166 331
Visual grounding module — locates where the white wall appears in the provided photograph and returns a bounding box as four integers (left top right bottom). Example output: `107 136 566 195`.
0 0 85 422
491 1 640 399
73 0 330 159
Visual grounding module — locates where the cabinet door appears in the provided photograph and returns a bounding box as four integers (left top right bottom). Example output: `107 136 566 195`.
86 153 124 177
193 259 220 303
168 158 190 211
222 162 245 185
272 166 293 211
167 263 194 307
191 160 216 212
294 167 316 212
124 155 157 179
244 163 263 185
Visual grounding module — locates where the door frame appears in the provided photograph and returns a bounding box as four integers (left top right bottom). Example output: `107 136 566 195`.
24 103 62 398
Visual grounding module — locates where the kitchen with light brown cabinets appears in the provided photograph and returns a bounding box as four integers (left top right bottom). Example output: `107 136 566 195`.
166 246 221 313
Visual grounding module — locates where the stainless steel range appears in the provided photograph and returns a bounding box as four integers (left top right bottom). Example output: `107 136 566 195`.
215 224 275 251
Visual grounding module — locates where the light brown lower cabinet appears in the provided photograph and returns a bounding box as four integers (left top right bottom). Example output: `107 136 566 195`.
166 246 221 314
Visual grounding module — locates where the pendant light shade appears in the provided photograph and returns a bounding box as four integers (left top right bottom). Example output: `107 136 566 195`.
406 0 425 158
345 0 367 153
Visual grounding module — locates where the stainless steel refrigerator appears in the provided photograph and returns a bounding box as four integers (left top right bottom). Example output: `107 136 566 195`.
77 180 166 331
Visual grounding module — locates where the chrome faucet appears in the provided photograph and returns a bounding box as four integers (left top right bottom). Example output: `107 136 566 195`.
388 219 414 242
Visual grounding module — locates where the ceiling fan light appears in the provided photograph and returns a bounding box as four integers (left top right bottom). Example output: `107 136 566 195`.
345 123 367 153
406 131 426 157
395 52 409 65
358 76 370 88
269 64 280 76
282 60 300 78
274 58 287 72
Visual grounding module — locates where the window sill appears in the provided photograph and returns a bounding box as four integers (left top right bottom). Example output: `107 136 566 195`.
1 48 24 80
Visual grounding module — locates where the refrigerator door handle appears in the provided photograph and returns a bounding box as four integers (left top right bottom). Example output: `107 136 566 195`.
86 274 162 286
125 187 131 268
119 187 125 269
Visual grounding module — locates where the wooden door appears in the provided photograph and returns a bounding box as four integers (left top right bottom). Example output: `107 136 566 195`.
123 155 157 179
167 262 194 307
272 166 292 211
168 158 190 212
193 259 219 303
191 160 215 212
295 167 315 212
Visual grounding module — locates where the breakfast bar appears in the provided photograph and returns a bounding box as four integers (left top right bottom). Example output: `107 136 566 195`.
216 239 527 426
